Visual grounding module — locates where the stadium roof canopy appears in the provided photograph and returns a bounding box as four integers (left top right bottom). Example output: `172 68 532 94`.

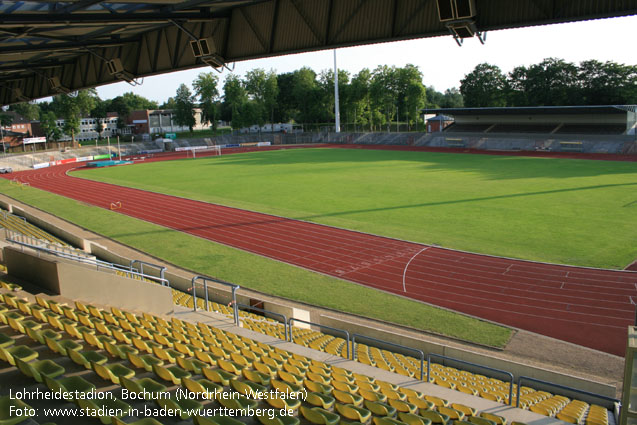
2 1 637 105
427 105 637 116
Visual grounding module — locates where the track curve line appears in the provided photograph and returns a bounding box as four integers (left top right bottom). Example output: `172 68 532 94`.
3 148 636 356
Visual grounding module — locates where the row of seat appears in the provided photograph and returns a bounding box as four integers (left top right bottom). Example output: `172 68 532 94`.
0 287 525 425
87 271 612 425
239 313 611 425
0 209 68 247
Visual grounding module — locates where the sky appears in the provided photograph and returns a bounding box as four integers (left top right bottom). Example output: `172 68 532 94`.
94 14 637 103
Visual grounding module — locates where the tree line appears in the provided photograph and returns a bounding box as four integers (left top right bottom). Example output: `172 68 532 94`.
7 64 462 140
163 65 463 132
7 57 636 143
460 58 637 107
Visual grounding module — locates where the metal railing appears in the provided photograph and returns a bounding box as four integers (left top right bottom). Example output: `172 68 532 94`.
287 318 350 359
130 260 168 287
237 303 288 341
1 210 27 222
5 235 170 287
427 353 514 405
352 334 424 381
5 228 92 260
191 276 240 325
516 376 620 409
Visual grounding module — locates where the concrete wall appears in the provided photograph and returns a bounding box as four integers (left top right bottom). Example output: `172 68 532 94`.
3 246 173 316
4 246 61 293
11 206 88 250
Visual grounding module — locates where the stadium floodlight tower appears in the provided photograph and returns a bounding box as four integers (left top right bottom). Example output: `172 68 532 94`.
334 50 341 133
436 0 486 46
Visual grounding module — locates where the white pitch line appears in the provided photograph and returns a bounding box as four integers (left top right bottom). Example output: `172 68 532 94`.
402 246 429 293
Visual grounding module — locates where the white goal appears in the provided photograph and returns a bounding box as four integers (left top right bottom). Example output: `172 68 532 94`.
187 145 221 159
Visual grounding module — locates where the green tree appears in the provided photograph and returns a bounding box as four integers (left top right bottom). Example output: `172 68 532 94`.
244 68 279 126
425 86 444 109
506 66 529 106
524 58 579 106
0 113 13 153
441 88 464 108
0 113 12 127
370 65 399 131
460 63 508 107
263 70 279 125
579 60 637 105
275 72 297 123
291 67 324 125
8 102 40 121
174 84 196 132
350 68 373 131
394 65 426 130
193 72 220 129
222 74 247 127
159 97 177 110
39 111 62 143
52 89 98 146
405 81 426 130
244 69 267 126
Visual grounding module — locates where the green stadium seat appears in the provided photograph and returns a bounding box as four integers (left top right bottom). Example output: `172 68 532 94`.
92 361 136 385
0 395 35 425
152 363 191 385
0 345 39 366
15 358 65 382
43 375 96 402
336 403 372 423
399 413 433 425
69 349 109 370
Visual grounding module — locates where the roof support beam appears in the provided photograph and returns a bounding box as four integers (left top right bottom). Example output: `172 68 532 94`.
330 0 371 44
289 0 323 45
0 38 136 54
0 12 214 25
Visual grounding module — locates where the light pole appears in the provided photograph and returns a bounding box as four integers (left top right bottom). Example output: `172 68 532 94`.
0 124 5 157
334 49 340 133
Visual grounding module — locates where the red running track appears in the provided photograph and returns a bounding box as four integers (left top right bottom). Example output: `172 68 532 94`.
5 146 637 356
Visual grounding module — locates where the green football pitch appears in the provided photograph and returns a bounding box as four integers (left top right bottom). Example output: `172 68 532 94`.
73 147 637 270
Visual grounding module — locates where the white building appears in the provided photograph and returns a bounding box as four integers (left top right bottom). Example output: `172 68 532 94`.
56 115 121 142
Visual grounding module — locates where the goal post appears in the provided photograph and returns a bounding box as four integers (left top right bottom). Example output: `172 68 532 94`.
187 145 222 159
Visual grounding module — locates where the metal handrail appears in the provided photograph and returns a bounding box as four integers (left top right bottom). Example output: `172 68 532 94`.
5 229 91 259
287 318 350 359
5 236 170 286
191 276 240 325
237 303 288 341
427 353 514 405
516 376 620 409
130 259 168 286
352 334 424 381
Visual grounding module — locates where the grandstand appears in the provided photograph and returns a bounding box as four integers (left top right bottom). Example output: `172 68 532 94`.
0 192 625 425
422 106 637 154
0 255 617 425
